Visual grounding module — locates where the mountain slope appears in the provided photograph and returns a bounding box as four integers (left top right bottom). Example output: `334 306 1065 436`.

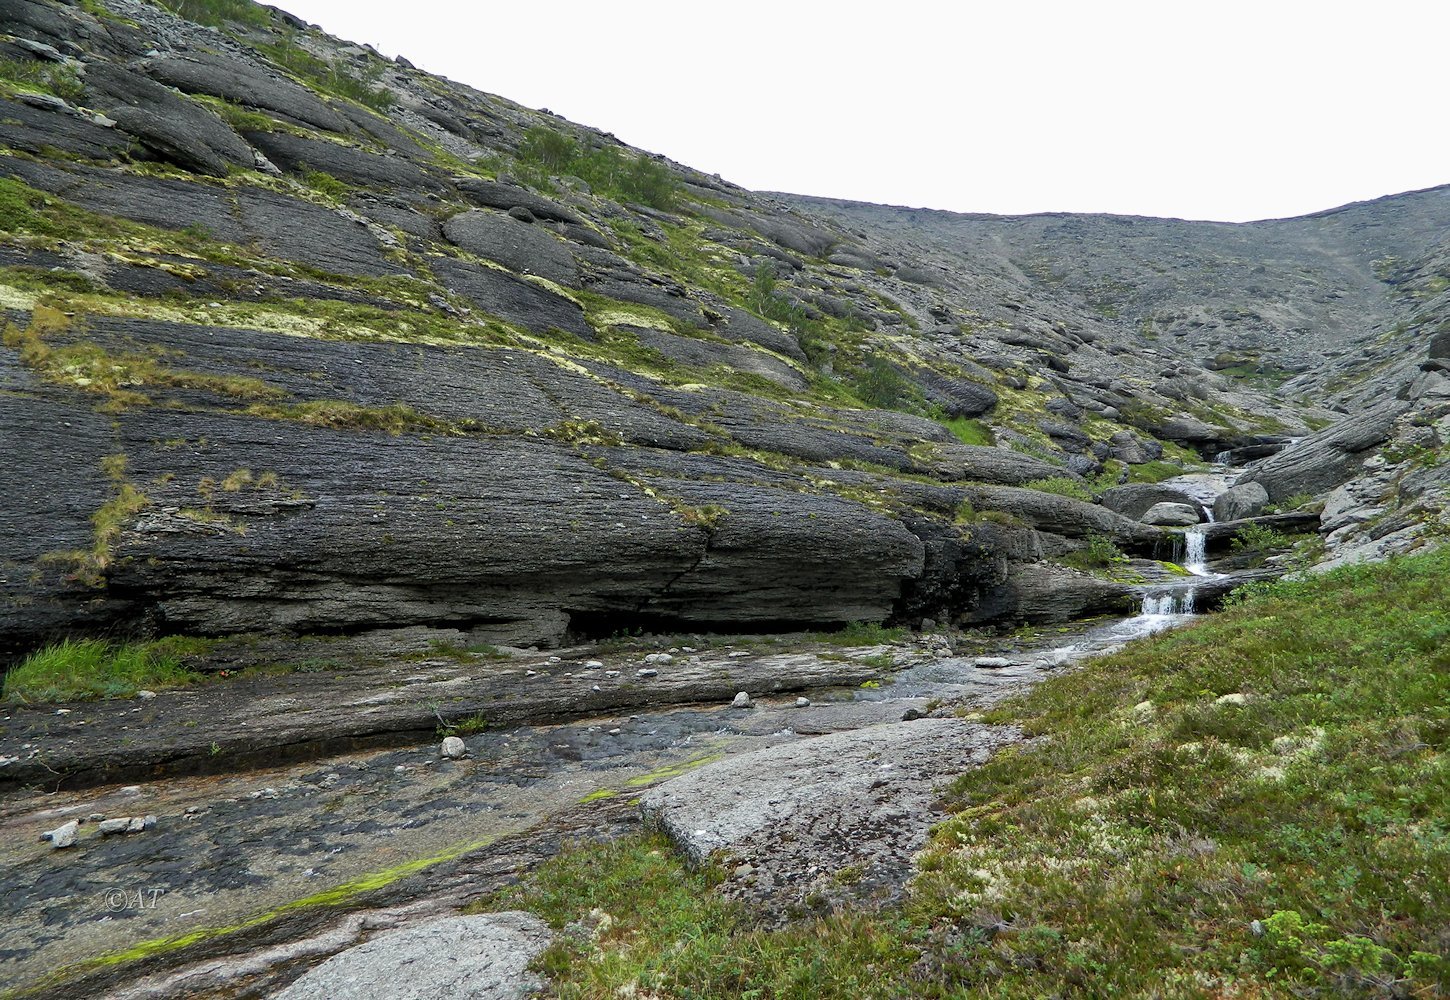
0 0 1447 664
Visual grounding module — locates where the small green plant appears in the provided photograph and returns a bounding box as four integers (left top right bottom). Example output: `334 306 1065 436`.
302 168 350 200
937 415 994 446
0 58 86 102
1062 533 1128 571
438 712 489 737
514 124 679 209
1024 476 1095 502
156 0 272 28
852 356 907 409
1231 521 1290 558
1125 459 1185 484
816 621 904 647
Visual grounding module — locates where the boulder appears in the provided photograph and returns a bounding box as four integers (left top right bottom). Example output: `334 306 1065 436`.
442 210 579 286
913 367 999 418
274 913 549 1000
430 257 593 338
454 177 582 223
1101 483 1207 523
963 485 1163 549
963 563 1136 623
145 51 351 134
83 61 255 176
246 130 439 192
1141 501 1203 526
1213 481 1270 521
1241 400 1408 501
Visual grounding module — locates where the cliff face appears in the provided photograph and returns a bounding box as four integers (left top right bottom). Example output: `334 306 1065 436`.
1 0 1447 660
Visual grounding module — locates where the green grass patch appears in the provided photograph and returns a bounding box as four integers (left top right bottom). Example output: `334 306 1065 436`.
1023 475 1094 502
913 547 1450 996
809 620 905 647
3 638 201 703
476 832 919 999
1126 459 1186 484
515 124 679 209
937 415 994 447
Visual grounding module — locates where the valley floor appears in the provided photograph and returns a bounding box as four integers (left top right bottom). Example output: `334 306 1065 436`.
478 548 1449 999
2 548 1446 997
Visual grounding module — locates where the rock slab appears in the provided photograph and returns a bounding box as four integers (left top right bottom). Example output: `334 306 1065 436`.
274 912 549 1000
639 719 1017 916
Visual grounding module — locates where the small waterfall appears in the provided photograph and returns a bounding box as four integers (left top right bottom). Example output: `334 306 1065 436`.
1141 589 1197 616
1183 526 1209 576
1213 449 1233 465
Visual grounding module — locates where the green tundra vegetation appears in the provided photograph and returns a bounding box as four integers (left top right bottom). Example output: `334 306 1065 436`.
478 547 1449 998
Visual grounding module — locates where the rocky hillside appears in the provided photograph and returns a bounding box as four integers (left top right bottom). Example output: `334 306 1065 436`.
2 0 1447 664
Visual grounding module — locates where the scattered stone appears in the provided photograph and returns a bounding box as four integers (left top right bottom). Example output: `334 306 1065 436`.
643 653 673 665
795 697 811 708
605 670 620 678
584 660 603 669
1132 700 1156 721
98 818 131 835
1215 692 1249 706
973 656 1011 669
136 690 157 699
608 728 621 735
731 691 753 709
1250 919 1265 937
440 736 466 760
637 668 658 678
42 820 78 849
901 708 924 721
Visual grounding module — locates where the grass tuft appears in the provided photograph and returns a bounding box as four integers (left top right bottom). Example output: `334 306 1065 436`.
3 638 201 703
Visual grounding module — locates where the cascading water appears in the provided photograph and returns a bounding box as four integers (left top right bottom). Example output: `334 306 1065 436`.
1140 589 1196 616
1183 526 1209 576
1138 526 1215 619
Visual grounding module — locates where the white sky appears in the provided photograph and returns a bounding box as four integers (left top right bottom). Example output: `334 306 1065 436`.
274 0 1450 223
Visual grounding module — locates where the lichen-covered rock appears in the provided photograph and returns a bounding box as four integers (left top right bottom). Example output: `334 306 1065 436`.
274 913 550 1000
640 720 1018 915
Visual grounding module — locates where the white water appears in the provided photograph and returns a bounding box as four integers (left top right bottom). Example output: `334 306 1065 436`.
1140 589 1196 616
1183 526 1209 576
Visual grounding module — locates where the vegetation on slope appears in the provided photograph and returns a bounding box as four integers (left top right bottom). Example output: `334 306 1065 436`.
481 547 1450 998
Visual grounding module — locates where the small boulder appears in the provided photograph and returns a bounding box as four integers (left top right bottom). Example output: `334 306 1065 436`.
731 691 753 709
973 657 1011 669
43 820 78 849
637 668 658 678
1213 482 1270 522
440 736 467 760
795 697 811 708
1141 501 1203 526
98 818 131 836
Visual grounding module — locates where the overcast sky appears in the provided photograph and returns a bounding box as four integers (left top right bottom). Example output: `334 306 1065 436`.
275 0 1449 223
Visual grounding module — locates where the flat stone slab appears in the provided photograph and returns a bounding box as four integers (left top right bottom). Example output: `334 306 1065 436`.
640 718 1019 917
274 912 549 1000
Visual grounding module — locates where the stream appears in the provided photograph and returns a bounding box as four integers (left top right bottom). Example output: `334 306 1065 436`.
0 462 1259 998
